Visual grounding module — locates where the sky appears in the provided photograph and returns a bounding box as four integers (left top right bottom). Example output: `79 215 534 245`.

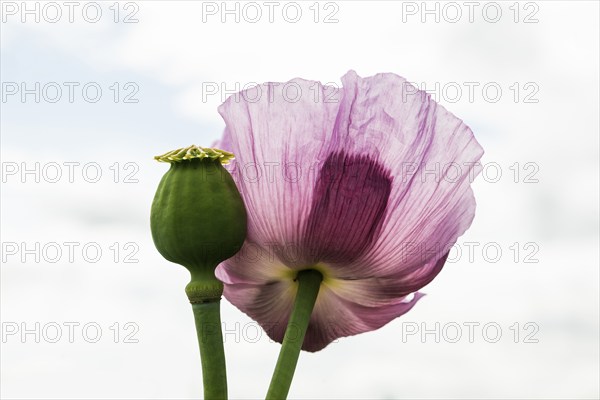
1 1 599 399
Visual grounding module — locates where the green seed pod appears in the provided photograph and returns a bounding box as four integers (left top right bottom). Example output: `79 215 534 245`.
151 145 247 303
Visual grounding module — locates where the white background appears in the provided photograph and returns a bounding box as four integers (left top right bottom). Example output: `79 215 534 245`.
1 1 598 399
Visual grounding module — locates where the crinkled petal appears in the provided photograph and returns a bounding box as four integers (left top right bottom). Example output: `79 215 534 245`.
222 281 296 345
301 151 392 265
303 286 424 352
324 71 483 278
326 253 447 307
215 241 290 285
225 279 424 352
217 79 340 266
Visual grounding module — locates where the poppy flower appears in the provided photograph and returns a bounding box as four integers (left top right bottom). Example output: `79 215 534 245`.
215 70 484 352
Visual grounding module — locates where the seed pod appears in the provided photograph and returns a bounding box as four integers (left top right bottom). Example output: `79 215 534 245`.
151 145 247 302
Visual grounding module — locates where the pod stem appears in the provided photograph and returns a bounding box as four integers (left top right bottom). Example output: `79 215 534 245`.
191 300 227 400
266 269 323 400
186 271 227 400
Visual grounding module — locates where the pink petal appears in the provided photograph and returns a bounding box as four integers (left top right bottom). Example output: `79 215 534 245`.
326 254 447 307
217 79 340 266
223 281 296 345
215 241 290 285
304 286 424 352
326 71 483 277
301 151 392 265
224 279 424 352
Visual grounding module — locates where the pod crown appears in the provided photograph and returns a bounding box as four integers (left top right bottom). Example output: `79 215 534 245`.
154 145 235 165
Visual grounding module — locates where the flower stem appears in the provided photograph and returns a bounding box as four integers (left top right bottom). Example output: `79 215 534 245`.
191 300 228 400
266 269 323 400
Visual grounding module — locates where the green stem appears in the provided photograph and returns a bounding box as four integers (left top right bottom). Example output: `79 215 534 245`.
187 270 227 400
191 300 227 400
266 269 323 400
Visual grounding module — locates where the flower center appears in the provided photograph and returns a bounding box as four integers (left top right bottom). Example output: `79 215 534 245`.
280 263 334 286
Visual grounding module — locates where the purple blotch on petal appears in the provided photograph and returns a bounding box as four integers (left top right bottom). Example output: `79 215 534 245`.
302 151 392 264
